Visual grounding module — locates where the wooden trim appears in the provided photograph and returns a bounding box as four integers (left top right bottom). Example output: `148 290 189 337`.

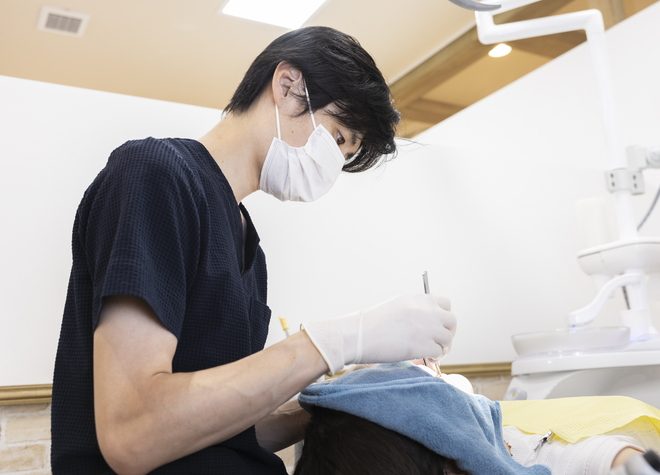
0 384 52 406
441 362 512 378
0 364 511 405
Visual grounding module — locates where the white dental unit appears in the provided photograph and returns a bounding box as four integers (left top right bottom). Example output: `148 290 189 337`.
453 0 660 406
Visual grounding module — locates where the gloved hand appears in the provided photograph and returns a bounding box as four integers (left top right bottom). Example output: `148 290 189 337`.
302 294 456 375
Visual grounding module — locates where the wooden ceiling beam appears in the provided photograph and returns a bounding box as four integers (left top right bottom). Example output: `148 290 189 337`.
390 29 490 109
509 0 626 58
509 30 586 58
390 0 577 110
390 0 633 138
589 0 627 27
494 0 578 23
399 98 465 124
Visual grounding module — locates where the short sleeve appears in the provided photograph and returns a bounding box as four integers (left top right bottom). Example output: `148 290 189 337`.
79 138 201 338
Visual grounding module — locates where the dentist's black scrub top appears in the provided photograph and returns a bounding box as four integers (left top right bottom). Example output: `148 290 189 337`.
51 137 286 474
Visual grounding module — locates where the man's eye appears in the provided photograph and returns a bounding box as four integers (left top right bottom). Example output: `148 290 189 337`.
336 134 345 146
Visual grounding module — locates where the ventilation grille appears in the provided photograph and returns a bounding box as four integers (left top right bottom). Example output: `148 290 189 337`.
37 6 90 37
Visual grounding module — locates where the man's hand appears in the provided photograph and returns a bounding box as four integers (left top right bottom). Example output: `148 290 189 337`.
303 293 457 375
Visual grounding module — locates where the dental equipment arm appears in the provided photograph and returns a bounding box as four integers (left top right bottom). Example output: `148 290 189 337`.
448 0 501 12
567 273 643 326
473 0 653 334
302 294 456 375
474 0 635 235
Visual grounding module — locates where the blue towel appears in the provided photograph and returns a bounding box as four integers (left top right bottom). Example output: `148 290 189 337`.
299 362 550 475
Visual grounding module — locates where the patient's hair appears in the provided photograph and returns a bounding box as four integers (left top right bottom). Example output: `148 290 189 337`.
293 407 466 475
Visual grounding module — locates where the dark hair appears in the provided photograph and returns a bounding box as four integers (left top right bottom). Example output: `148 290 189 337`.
293 407 465 475
225 26 400 172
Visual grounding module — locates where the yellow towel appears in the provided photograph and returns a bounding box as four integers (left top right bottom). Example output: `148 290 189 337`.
500 396 660 444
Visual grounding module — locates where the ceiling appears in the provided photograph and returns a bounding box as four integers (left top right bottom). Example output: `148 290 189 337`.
1 0 656 138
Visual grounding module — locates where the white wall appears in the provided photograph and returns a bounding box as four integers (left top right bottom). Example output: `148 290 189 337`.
2 1 660 386
255 1 660 359
0 77 223 386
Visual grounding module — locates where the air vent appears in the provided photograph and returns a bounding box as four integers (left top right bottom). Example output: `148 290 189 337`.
37 6 90 37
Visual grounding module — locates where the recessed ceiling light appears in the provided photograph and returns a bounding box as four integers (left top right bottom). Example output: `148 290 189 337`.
488 43 512 58
220 0 328 30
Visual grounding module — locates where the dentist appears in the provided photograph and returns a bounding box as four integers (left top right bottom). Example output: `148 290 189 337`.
51 26 457 475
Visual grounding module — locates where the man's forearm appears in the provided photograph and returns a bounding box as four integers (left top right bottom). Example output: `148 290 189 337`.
94 297 328 475
255 398 311 452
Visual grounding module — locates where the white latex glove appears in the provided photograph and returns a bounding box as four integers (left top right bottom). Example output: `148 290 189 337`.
302 294 456 375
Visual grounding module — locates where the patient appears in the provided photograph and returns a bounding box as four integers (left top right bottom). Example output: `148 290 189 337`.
294 405 464 475
293 362 660 475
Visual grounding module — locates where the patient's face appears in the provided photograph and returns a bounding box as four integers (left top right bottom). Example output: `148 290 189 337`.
411 360 474 394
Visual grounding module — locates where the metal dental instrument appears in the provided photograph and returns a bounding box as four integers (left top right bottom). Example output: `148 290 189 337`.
532 431 553 452
422 271 442 376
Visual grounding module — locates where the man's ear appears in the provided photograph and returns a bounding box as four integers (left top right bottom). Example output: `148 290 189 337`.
271 61 303 107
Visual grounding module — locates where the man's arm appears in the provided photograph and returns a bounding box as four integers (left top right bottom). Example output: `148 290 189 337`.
93 295 327 475
255 398 310 453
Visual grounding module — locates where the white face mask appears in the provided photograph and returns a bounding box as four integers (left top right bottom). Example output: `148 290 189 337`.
259 85 345 202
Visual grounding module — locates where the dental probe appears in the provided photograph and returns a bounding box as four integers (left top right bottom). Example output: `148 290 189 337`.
422 271 442 376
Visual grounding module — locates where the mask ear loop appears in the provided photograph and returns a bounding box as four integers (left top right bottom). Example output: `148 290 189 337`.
303 81 317 129
274 104 282 140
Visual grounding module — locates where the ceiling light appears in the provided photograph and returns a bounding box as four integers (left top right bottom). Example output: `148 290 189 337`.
220 0 327 30
488 43 512 58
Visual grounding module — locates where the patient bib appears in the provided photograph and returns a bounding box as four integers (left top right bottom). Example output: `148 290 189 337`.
500 396 660 445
